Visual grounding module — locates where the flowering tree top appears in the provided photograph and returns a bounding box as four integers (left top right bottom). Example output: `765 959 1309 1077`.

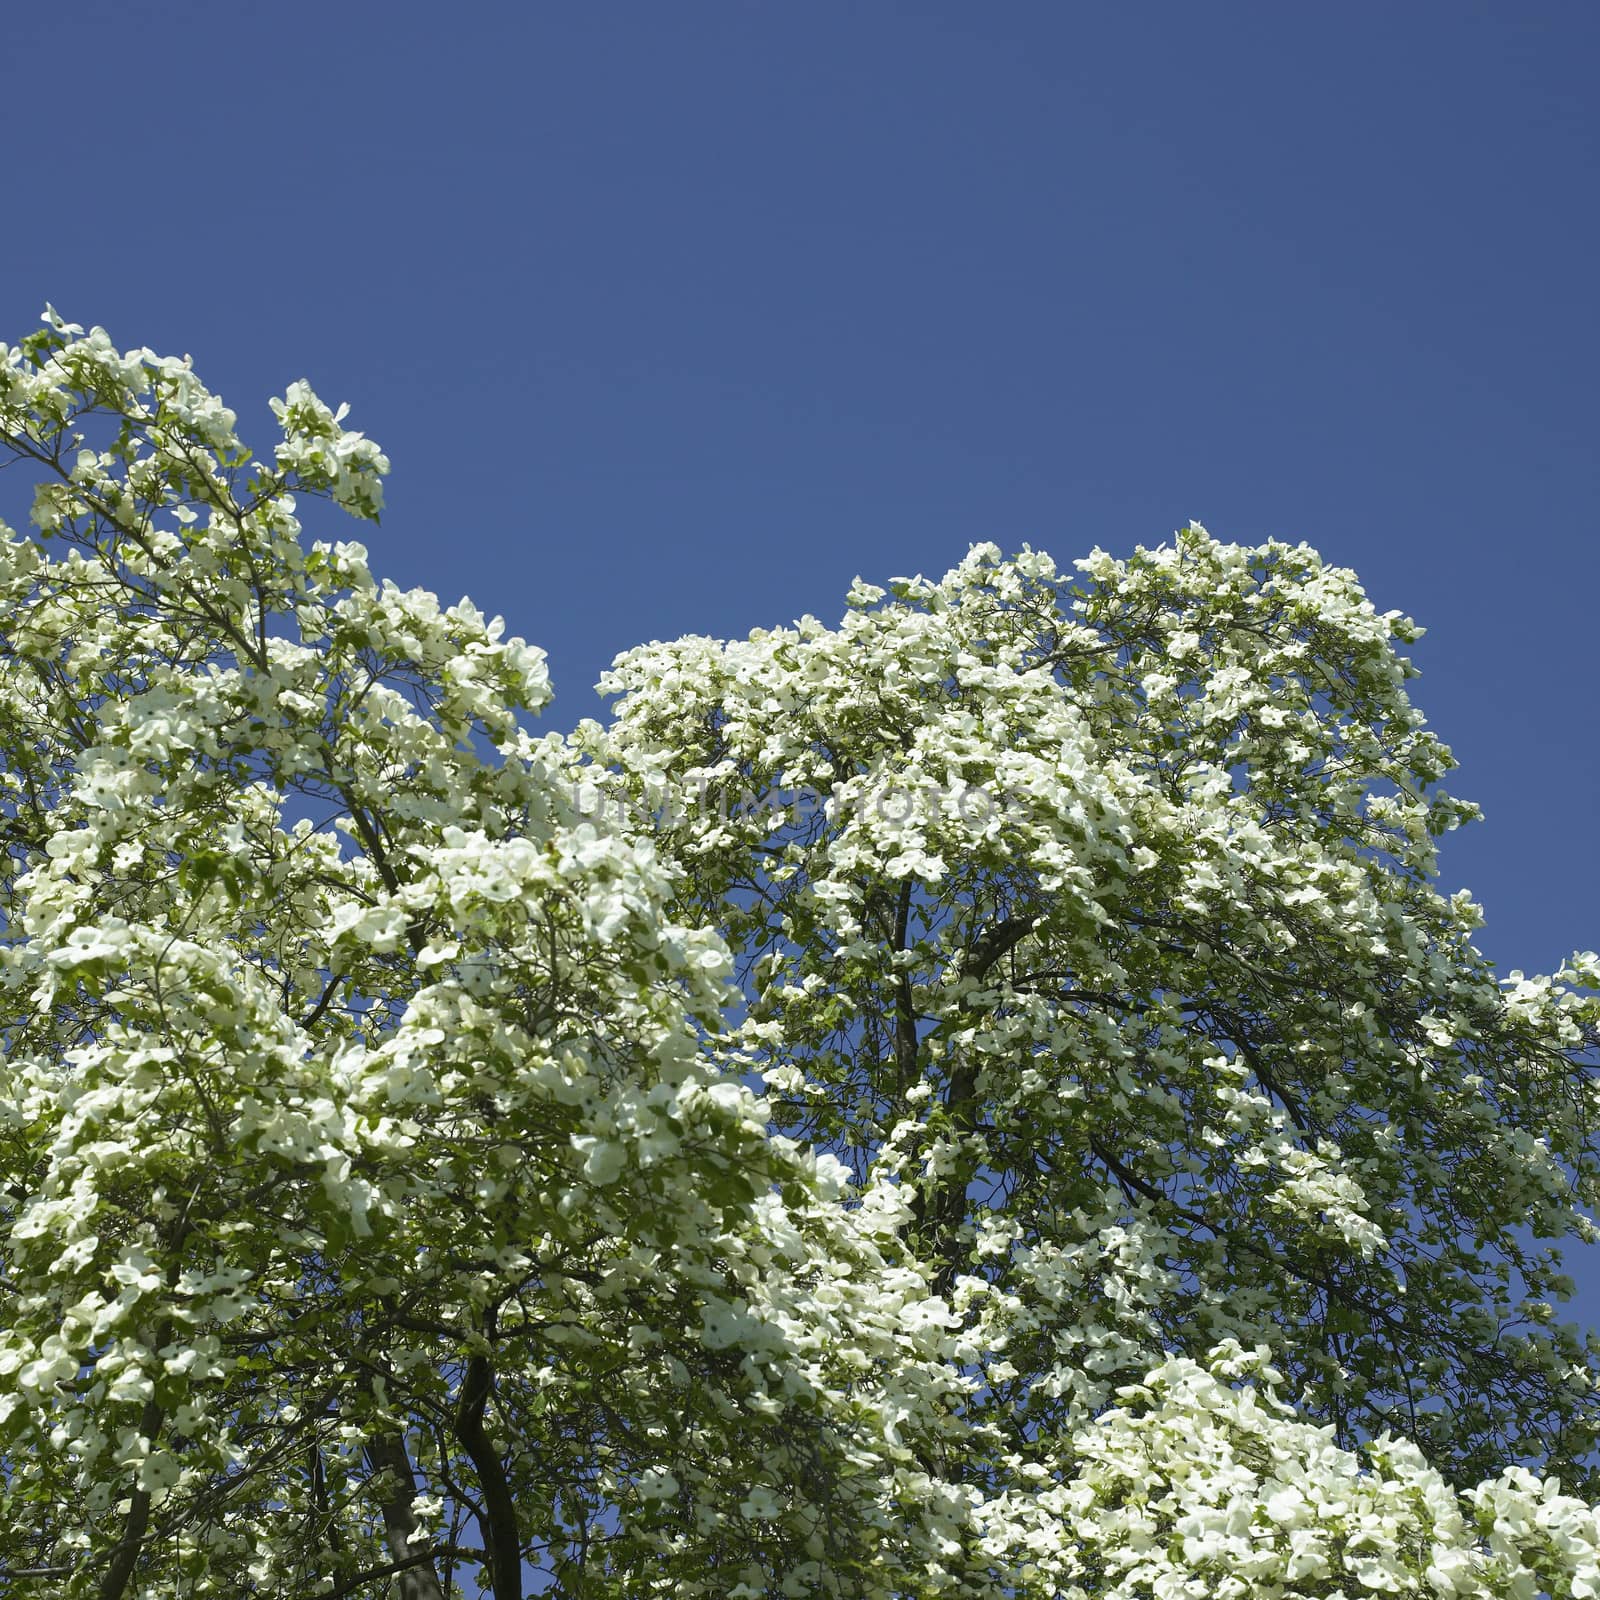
1 310 1598 1598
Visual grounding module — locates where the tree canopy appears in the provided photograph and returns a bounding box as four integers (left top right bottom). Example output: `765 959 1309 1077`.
2 311 1599 1598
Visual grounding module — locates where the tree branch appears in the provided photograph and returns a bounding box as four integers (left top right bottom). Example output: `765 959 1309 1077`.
453 1338 523 1600
363 1432 448 1600
96 1396 163 1600
307 1544 456 1600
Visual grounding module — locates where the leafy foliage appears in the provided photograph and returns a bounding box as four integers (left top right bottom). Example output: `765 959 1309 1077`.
2 312 1599 1597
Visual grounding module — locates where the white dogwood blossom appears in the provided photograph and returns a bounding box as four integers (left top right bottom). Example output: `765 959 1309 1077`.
587 527 1600 1593
1 310 1597 1599
0 315 974 1600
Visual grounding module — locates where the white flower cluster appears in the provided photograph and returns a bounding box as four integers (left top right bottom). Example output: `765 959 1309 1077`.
0 313 1597 1599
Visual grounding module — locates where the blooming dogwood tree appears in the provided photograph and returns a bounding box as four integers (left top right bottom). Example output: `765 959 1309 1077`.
585 530 1600 1590
1 311 1598 1599
0 315 972 1600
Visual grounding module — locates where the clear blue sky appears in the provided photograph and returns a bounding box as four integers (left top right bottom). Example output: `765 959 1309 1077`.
4 3 1595 976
